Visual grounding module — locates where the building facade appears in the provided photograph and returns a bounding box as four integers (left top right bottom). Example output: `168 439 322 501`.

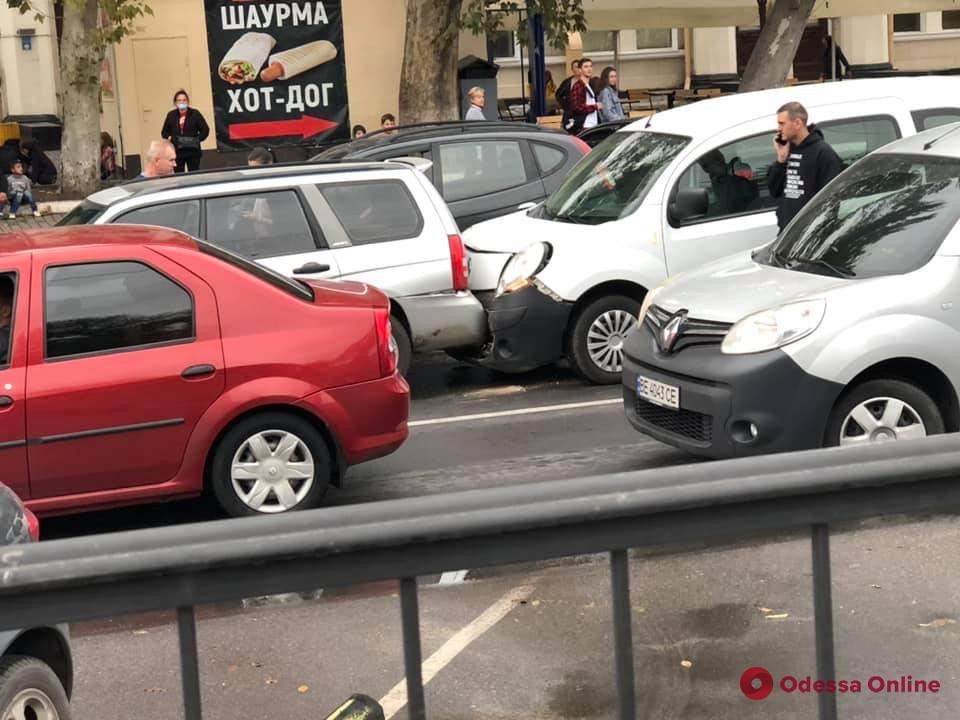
2 3 960 173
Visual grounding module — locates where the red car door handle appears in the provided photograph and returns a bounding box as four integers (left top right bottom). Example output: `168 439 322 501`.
181 364 216 379
0 396 12 408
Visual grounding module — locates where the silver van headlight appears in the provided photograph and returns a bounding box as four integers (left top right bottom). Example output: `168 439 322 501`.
496 242 552 297
721 299 826 355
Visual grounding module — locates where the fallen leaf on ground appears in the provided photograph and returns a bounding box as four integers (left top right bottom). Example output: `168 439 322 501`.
227 665 239 673
871 584 882 589
298 685 309 694
531 600 542 607
758 607 774 614
265 676 278 685
918 618 957 628
766 613 790 620
681 660 693 669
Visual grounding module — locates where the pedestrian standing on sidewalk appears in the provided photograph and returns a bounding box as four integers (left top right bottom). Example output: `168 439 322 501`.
4 161 40 219
464 87 487 120
161 89 210 173
565 57 603 135
767 101 843 233
133 140 178 180
597 67 626 123
556 59 581 128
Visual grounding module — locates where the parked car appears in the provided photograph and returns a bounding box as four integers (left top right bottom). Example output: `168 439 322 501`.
58 162 485 374
623 124 960 457
463 77 960 384
578 119 633 148
0 225 409 517
0 483 73 720
311 121 590 229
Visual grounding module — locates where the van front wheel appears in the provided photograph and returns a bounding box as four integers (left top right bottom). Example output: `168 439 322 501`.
825 379 943 448
568 295 640 385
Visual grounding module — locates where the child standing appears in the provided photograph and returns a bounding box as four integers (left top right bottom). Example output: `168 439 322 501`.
5 161 40 219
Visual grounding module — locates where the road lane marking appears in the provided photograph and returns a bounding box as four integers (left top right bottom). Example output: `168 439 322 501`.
437 570 469 585
378 584 536 719
409 398 622 428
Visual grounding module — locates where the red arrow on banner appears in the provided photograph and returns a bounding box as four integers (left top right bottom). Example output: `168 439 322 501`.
228 115 337 141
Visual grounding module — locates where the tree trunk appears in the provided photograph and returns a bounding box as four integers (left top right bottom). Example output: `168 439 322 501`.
58 0 101 196
399 0 463 124
739 0 816 92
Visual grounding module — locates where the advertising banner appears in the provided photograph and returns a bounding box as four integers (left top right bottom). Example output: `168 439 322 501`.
203 1 349 149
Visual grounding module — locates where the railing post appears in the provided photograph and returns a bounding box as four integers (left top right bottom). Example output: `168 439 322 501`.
811 524 838 720
400 577 427 720
177 605 203 720
610 549 637 720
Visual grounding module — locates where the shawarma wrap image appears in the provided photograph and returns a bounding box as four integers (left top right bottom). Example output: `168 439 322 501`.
260 40 338 82
219 32 277 85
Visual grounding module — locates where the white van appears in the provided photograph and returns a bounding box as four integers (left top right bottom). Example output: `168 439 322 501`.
463 77 960 383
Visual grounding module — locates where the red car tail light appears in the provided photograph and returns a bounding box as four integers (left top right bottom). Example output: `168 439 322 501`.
573 136 592 154
375 307 398 376
448 234 469 292
24 507 39 541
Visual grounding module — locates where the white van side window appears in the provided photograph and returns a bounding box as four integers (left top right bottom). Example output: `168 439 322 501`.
672 115 901 226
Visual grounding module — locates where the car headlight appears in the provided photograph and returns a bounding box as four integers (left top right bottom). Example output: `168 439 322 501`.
721 299 826 355
496 242 552 296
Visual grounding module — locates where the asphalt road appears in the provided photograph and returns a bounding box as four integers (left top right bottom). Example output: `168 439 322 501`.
33 353 960 719
41 354 693 539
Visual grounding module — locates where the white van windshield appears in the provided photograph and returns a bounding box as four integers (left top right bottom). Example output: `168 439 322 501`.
762 154 960 279
533 131 690 225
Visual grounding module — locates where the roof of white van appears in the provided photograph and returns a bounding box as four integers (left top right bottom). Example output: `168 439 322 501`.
629 77 960 139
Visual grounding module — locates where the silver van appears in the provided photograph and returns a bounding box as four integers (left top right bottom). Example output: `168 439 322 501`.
58 162 486 373
622 123 960 458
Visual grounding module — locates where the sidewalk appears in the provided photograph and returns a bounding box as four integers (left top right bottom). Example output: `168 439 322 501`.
0 213 65 233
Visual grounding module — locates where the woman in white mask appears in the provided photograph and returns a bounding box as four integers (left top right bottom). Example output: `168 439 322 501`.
161 89 211 173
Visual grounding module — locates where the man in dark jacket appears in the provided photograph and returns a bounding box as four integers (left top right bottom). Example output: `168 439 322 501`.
555 60 581 131
767 102 844 232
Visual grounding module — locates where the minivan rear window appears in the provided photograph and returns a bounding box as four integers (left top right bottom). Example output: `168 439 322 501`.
57 201 105 226
534 131 690 225
763 153 960 279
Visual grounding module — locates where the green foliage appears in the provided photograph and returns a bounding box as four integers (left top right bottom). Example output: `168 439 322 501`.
461 0 586 50
5 0 153 51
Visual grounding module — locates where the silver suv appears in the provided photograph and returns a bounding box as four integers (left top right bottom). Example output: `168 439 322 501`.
622 124 960 458
59 162 487 373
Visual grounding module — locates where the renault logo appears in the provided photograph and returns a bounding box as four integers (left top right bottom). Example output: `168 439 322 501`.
659 310 688 353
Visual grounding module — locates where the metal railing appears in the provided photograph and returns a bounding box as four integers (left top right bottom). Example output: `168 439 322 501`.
4 434 960 720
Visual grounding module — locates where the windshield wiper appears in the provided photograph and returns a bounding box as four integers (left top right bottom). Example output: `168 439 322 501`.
788 256 855 278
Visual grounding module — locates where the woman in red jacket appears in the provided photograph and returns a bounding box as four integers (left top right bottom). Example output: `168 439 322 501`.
161 89 211 173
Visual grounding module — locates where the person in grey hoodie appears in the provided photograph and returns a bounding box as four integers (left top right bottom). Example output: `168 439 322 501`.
597 67 626 123
5 161 39 219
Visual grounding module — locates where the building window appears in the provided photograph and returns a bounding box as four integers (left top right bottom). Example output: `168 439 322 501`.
893 14 922 32
942 10 960 29
487 30 515 60
636 29 674 50
582 31 616 52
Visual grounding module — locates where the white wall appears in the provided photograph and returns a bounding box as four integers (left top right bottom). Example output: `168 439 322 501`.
0 0 59 117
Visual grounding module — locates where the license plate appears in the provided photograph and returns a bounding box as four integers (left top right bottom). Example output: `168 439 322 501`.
637 375 680 410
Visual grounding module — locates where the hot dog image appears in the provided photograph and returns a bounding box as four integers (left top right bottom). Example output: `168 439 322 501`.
260 40 338 82
219 32 277 85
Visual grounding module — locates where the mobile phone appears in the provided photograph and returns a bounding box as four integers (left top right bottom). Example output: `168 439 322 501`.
775 134 788 146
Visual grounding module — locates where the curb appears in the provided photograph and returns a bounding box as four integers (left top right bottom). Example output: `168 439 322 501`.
39 200 79 214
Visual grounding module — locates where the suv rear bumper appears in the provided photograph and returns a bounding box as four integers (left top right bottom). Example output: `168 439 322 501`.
400 291 488 352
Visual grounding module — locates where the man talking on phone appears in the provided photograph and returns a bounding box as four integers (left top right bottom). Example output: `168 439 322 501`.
767 102 843 233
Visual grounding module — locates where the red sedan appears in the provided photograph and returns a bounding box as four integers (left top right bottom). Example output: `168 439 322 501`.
0 225 409 517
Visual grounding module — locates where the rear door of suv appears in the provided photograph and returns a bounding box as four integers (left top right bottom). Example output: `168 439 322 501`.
303 170 451 294
432 137 545 229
